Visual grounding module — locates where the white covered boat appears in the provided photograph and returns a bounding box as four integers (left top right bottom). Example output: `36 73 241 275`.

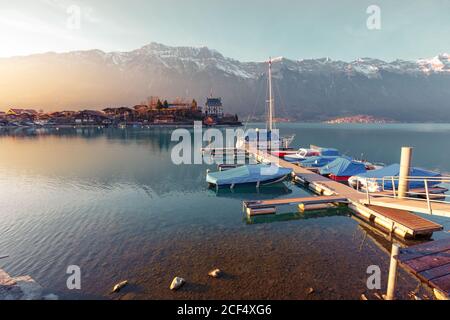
206 164 292 188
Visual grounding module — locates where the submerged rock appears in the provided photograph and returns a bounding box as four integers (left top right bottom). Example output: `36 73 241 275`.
0 268 56 300
112 280 128 293
170 277 185 291
208 269 222 278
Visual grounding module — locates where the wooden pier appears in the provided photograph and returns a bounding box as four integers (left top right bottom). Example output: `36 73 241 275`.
246 147 446 239
244 195 347 209
397 238 450 299
361 197 450 218
243 195 347 216
366 205 443 236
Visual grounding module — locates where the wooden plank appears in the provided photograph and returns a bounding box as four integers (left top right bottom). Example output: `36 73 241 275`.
398 238 450 296
399 238 450 262
397 239 450 297
403 250 450 273
244 195 347 209
419 263 450 281
366 205 442 233
431 274 450 294
361 197 450 218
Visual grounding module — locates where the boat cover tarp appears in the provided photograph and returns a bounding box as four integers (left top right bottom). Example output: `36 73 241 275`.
351 164 441 189
319 157 366 177
206 164 292 186
318 148 341 157
310 146 341 156
299 156 340 168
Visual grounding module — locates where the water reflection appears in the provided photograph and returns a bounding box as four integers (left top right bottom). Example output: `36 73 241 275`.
246 207 350 225
0 127 175 151
212 183 293 200
1 124 449 300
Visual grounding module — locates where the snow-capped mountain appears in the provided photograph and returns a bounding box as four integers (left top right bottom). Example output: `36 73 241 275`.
42 42 450 78
0 42 449 121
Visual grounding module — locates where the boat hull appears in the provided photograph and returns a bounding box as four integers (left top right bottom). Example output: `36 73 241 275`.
271 150 297 158
328 174 351 182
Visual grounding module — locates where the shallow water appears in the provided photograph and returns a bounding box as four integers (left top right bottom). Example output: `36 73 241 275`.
0 124 448 300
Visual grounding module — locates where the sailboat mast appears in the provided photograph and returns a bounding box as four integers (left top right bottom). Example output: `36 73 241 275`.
268 58 273 132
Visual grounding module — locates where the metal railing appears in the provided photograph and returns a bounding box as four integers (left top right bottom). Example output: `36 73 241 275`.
355 176 450 215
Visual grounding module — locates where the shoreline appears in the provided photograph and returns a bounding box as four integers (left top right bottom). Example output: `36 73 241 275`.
0 123 243 130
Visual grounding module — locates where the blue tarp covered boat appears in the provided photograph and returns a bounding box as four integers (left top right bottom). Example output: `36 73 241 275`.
298 156 340 168
348 164 441 191
206 164 293 187
312 147 341 157
319 157 366 181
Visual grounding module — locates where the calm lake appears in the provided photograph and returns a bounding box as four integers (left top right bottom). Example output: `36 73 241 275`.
1 123 449 299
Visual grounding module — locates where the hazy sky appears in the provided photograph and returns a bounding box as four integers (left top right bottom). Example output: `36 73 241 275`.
0 0 449 61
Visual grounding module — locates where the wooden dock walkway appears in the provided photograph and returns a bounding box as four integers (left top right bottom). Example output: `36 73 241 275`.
366 205 443 235
397 238 450 299
246 147 445 238
361 197 450 218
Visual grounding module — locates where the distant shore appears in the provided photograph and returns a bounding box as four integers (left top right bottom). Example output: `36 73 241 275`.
0 122 243 130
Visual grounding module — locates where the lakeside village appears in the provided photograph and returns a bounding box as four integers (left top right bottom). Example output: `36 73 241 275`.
0 96 241 128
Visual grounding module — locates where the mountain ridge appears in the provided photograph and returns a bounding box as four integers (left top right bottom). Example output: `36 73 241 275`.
1 42 449 121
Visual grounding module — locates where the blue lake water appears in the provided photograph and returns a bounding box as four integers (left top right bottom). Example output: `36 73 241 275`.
0 123 449 300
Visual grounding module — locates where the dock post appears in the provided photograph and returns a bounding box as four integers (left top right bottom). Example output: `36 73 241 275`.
398 147 413 199
424 180 432 215
391 176 396 198
365 179 371 204
386 244 400 300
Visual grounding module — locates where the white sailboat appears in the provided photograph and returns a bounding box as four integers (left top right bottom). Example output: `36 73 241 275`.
207 58 295 189
236 57 295 150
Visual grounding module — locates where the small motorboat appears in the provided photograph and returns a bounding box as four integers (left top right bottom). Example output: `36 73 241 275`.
284 148 321 162
348 164 442 192
298 155 340 168
319 157 367 182
206 164 293 188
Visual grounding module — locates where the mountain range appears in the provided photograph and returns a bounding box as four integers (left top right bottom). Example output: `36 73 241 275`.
1 42 449 121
